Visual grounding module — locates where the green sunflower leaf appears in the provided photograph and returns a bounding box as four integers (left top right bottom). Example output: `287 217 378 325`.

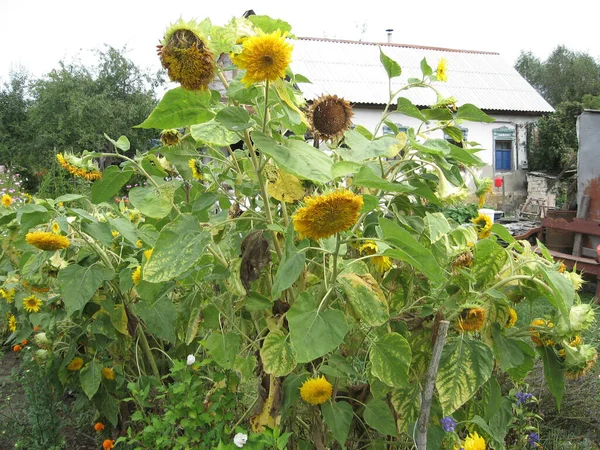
369 332 412 388
322 401 353 446
136 87 214 129
260 329 297 377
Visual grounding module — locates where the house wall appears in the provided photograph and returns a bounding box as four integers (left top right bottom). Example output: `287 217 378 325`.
351 108 539 195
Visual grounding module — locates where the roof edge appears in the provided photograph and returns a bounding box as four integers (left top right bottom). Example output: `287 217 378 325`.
297 36 500 55
322 101 553 115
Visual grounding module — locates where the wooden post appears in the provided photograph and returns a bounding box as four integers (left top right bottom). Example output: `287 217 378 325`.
572 195 590 257
415 320 449 450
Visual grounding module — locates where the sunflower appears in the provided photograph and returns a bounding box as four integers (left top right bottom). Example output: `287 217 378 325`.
461 432 486 450
8 314 17 332
56 153 102 181
1 288 15 303
563 270 584 291
160 129 181 146
102 367 115 380
359 241 392 273
67 357 84 371
132 266 142 285
436 57 448 82
505 308 518 328
188 158 203 181
23 281 50 293
472 213 492 239
457 307 486 332
94 422 105 432
26 231 70 251
158 19 215 91
23 295 43 313
300 376 333 405
1 193 13 207
307 94 354 141
565 349 597 380
292 190 363 240
452 251 473 271
529 319 555 347
232 30 293 86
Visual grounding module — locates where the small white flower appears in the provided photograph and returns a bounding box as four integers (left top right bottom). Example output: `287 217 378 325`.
186 354 196 366
233 432 248 448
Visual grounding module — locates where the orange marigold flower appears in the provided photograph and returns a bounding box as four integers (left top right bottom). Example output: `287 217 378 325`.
102 439 115 450
13 344 22 352
33 325 41 332
94 422 105 432
21 339 28 346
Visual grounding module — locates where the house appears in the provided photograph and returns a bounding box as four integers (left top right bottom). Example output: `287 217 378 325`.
290 37 554 194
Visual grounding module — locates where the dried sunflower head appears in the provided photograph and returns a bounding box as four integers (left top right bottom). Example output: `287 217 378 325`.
158 19 215 91
307 94 353 141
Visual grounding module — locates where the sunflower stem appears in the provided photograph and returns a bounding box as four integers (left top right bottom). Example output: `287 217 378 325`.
263 80 270 133
136 323 162 382
329 233 342 289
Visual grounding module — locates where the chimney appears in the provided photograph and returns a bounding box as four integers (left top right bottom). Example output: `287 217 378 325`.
386 29 394 43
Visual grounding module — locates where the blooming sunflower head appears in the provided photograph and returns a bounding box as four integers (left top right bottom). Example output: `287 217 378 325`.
1 193 13 207
359 241 392 273
456 307 486 332
160 129 181 146
436 57 448 82
26 231 70 251
158 19 215 91
307 94 354 141
505 307 518 328
300 375 333 405
292 190 363 240
23 295 43 313
102 367 115 380
188 158 203 181
8 314 17 332
132 266 142 285
232 29 293 86
67 357 84 371
472 213 492 239
462 431 485 450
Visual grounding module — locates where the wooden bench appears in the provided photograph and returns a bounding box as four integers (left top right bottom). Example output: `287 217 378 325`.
539 216 600 299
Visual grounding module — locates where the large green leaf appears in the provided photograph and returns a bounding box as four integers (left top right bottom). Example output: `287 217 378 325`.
424 212 451 243
539 345 565 410
491 323 525 371
456 104 495 123
134 295 177 343
379 217 444 283
272 239 306 298
159 139 198 179
205 332 241 369
322 401 353 446
129 184 175 219
59 264 115 316
81 221 113 247
143 214 210 283
363 398 397 436
108 217 138 245
93 390 119 427
379 48 401 78
215 106 252 131
506 340 536 381
397 97 426 121
80 360 102 399
339 273 390 326
252 131 333 184
287 291 347 363
91 165 133 204
369 332 412 388
18 204 51 232
472 239 508 288
391 384 421 432
260 329 297 376
248 15 293 34
422 108 453 121
353 166 415 193
540 269 573 317
409 137 451 156
191 119 242 146
436 336 494 415
136 87 214 129
338 130 397 162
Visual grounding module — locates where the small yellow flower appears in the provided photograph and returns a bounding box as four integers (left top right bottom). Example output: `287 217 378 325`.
292 190 363 240
52 222 61 234
2 193 13 207
505 308 518 328
101 367 115 380
26 231 70 251
23 193 33 203
359 241 392 273
23 295 43 313
188 158 203 181
530 319 555 347
232 30 293 86
111 230 120 238
462 431 486 450
144 249 154 260
1 288 15 303
136 239 143 248
67 357 84 371
300 376 333 405
436 57 448 82
472 213 492 239
132 266 142 285
8 314 17 332
558 262 567 273
457 308 486 332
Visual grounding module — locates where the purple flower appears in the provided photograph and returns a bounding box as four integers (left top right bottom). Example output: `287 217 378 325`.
440 416 457 432
527 432 539 447
515 391 533 406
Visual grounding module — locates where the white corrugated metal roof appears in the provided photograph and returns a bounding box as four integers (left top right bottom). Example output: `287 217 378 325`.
291 37 554 113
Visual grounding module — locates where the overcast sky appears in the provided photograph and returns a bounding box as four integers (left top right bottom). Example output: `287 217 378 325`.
1 0 599 84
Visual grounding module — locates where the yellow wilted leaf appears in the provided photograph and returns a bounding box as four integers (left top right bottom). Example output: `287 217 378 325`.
268 170 305 203
249 375 282 432
386 132 407 158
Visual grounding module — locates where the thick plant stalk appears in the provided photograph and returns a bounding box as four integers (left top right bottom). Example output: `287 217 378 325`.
415 320 449 449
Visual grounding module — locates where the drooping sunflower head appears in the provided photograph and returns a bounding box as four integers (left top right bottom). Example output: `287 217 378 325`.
160 129 181 147
529 319 555 347
26 231 70 251
56 153 102 181
188 158 203 181
23 295 43 313
67 357 84 371
505 307 518 328
1 193 13 207
300 375 333 405
474 177 493 208
232 29 293 86
359 241 392 273
292 190 363 240
452 250 474 271
8 314 17 332
563 270 584 291
158 19 215 91
472 213 492 239
462 431 486 450
436 57 448 82
456 307 486 332
564 346 597 380
102 367 115 380
307 94 353 141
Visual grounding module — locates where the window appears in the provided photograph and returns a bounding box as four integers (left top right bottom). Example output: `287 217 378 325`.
444 128 468 147
493 126 515 172
383 123 408 135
